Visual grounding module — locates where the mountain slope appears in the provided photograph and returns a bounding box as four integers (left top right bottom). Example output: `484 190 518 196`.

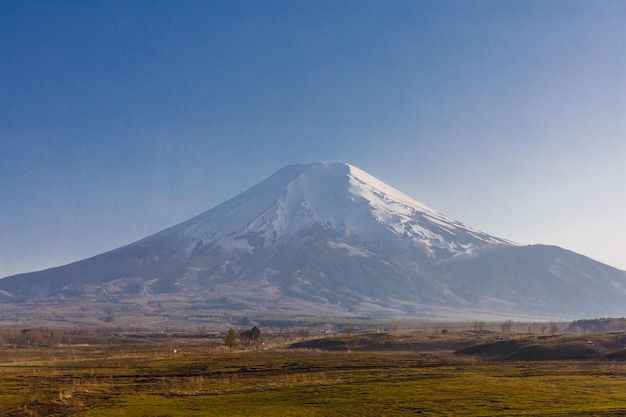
149 162 513 259
1 162 625 325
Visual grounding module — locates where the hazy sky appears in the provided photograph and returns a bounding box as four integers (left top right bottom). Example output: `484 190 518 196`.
2 0 626 277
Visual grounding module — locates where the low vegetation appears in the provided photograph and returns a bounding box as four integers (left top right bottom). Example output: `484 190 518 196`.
2 325 626 416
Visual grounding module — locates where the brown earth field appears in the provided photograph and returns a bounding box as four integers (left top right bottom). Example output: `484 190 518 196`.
3 328 626 416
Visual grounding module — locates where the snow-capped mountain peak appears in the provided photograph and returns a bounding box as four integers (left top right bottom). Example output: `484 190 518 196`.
3 161 625 324
160 162 514 260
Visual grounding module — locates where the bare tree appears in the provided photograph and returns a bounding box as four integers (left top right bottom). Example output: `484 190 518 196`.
501 319 513 333
549 322 559 335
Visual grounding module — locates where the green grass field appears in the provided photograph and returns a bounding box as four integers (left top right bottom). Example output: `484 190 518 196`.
2 330 626 416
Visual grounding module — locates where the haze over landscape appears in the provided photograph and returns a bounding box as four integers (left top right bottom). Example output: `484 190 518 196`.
2 0 626 280
4 5 626 414
1 161 624 324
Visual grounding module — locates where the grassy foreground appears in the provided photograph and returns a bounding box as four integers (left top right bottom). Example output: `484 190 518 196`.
2 332 626 416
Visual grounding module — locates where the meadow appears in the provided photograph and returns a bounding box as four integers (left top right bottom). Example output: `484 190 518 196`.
2 327 626 416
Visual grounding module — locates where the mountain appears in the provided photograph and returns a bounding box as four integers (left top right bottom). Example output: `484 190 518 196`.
1 162 625 326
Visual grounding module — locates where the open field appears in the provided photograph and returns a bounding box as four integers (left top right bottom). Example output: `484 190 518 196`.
2 328 626 416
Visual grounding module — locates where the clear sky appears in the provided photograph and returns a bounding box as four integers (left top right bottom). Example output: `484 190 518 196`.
1 0 625 277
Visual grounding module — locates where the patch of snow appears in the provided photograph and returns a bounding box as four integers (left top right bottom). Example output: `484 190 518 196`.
327 241 369 257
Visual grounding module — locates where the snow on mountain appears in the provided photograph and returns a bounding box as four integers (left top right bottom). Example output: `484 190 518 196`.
2 161 626 325
156 162 514 260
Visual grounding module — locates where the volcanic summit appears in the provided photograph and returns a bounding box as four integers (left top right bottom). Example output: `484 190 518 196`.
1 162 625 325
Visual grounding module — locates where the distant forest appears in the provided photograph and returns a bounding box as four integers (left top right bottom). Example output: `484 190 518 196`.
566 318 626 333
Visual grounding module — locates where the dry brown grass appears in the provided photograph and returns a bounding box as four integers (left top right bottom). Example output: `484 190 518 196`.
2 328 626 416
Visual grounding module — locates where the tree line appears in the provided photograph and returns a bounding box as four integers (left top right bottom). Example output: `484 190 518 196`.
225 326 261 351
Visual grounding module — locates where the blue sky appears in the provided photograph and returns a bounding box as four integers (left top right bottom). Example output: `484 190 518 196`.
1 0 626 277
